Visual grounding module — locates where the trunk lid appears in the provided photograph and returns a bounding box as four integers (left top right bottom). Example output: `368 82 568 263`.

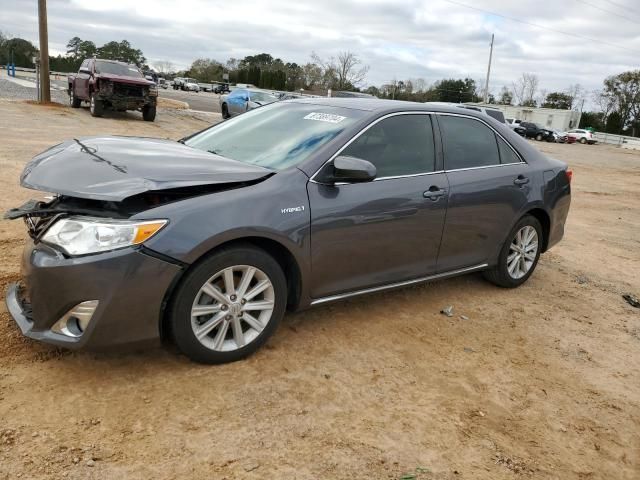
20 136 272 201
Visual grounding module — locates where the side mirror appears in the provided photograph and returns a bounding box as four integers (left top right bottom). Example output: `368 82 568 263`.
79 68 90 74
328 156 376 183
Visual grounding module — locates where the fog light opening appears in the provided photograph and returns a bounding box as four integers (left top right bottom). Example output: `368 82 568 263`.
51 300 99 338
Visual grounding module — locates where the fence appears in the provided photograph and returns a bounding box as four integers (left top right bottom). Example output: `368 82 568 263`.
593 132 640 151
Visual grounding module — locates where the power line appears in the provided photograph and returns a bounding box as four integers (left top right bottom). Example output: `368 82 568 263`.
573 0 640 25
439 0 640 55
600 0 640 17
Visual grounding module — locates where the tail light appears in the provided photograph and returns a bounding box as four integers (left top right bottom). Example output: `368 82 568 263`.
565 169 573 183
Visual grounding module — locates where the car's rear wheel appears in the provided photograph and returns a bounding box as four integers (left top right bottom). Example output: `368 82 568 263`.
580 137 587 144
483 215 542 288
69 90 81 108
89 92 103 117
169 246 287 364
221 103 230 119
142 105 156 122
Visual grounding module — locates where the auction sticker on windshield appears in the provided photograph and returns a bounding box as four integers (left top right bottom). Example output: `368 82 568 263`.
304 112 346 123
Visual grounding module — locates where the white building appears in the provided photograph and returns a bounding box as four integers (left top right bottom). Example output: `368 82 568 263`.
465 103 582 131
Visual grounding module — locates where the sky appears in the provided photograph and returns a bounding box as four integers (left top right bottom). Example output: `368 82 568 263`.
1 0 639 99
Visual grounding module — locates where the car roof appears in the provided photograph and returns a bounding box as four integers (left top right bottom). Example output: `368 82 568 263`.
287 97 501 118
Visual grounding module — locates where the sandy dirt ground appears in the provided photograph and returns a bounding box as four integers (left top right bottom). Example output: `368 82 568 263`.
0 99 638 480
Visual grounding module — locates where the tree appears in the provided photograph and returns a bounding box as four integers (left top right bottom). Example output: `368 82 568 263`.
301 62 323 89
542 92 572 110
566 83 583 110
311 51 369 90
603 71 640 134
497 86 513 105
66 36 81 57
97 40 146 67
0 36 38 68
153 60 175 75
512 73 539 106
188 58 223 82
432 78 478 103
592 89 617 131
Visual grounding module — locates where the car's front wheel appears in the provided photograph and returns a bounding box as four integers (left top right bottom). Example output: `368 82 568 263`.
483 215 542 288
579 137 587 144
169 245 287 364
221 103 230 119
142 104 156 122
69 90 81 108
89 92 103 117
536 133 543 141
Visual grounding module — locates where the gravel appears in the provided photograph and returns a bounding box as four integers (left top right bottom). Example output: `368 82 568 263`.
0 78 68 104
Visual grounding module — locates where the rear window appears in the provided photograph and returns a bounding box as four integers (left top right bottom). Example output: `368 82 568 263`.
439 115 500 170
485 109 506 123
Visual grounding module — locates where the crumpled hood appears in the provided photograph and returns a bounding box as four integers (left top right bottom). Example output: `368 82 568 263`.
96 73 155 87
21 136 272 201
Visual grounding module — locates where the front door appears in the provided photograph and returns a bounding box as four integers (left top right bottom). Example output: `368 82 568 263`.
308 113 449 299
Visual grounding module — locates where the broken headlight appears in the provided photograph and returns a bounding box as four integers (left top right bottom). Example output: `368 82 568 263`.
41 217 167 255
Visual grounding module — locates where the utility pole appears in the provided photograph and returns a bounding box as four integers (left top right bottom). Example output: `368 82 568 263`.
483 33 494 104
38 0 51 103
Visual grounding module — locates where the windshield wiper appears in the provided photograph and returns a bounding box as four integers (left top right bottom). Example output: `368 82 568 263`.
207 149 219 155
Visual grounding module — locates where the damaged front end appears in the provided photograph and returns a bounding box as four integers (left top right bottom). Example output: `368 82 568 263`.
98 80 157 111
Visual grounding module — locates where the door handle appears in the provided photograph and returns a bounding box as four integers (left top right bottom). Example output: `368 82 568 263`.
514 175 530 186
423 186 446 200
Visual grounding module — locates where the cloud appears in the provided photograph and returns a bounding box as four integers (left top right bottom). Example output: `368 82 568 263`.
2 0 639 97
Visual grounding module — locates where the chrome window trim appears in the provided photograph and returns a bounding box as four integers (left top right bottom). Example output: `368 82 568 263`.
310 263 489 306
309 110 526 185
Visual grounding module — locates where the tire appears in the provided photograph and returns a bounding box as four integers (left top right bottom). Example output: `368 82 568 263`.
169 245 287 364
483 215 543 288
580 137 587 144
69 89 81 108
142 105 156 122
535 133 543 141
221 103 230 119
89 92 103 117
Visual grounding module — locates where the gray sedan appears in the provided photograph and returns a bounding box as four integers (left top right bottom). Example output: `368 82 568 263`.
220 88 278 118
5 99 571 364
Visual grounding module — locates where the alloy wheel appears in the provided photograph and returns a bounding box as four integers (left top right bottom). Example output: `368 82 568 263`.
507 225 538 279
190 265 275 352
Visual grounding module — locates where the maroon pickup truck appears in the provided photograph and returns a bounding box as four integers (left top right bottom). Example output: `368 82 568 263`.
68 58 158 121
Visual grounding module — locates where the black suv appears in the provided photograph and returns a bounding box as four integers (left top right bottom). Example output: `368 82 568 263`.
519 122 554 141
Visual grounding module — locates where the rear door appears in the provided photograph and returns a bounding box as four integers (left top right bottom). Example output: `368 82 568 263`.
308 113 449 299
435 114 531 271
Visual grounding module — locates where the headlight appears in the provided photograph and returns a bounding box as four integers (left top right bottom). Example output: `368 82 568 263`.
42 217 167 255
100 81 114 94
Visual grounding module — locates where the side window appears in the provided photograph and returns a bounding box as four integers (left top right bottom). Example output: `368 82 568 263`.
80 60 89 71
341 115 435 178
439 115 500 170
497 136 521 164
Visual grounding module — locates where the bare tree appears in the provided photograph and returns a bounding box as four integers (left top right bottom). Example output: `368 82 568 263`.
311 51 369 90
566 83 584 110
592 89 617 130
153 60 174 75
512 73 539 106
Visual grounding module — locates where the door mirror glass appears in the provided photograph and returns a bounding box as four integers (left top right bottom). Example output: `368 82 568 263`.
79 68 90 74
330 155 376 183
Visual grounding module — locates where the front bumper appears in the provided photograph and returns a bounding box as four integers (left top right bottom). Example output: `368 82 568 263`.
5 239 182 350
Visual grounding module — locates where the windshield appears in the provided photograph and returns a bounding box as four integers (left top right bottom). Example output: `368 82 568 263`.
185 102 365 171
95 61 144 78
250 91 277 103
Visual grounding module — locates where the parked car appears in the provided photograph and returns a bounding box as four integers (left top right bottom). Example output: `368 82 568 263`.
220 88 278 118
158 78 168 89
68 58 158 121
567 129 597 144
5 99 571 364
213 82 231 94
519 122 554 141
